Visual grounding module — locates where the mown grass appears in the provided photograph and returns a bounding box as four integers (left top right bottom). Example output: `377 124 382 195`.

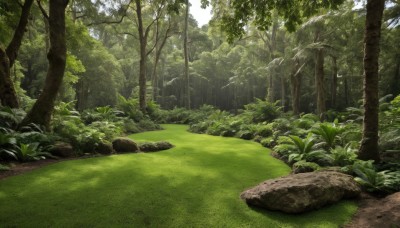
0 124 357 227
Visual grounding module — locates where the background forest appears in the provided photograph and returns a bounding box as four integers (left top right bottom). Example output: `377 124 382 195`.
1 0 400 195
2 0 398 113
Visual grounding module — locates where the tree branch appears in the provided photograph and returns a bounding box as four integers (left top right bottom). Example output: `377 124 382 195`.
86 0 133 26
36 0 49 20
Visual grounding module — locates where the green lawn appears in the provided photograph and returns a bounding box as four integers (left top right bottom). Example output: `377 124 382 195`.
0 124 357 227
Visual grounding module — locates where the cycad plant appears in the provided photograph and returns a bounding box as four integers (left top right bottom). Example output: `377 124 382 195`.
16 143 54 162
275 134 327 164
311 121 344 150
326 144 357 166
353 160 400 194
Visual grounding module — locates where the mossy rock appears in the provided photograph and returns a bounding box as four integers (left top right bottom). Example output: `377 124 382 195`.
112 138 139 153
139 141 174 152
292 161 320 174
96 141 114 155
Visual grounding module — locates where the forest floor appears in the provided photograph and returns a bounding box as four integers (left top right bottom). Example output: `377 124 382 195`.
0 125 356 227
2 159 394 227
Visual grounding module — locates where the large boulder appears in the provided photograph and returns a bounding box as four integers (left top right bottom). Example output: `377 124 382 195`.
112 138 139 153
240 171 361 214
50 142 75 158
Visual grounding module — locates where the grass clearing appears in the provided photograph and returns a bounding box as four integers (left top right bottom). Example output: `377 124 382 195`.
0 124 357 227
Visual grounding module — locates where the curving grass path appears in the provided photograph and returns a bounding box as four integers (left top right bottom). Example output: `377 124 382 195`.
0 124 356 227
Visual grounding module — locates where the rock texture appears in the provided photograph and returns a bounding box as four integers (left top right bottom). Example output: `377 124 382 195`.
345 192 400 228
240 171 361 213
112 138 139 153
50 142 74 157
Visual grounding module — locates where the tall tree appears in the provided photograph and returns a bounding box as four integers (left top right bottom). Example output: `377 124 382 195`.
21 0 69 129
133 0 168 112
0 0 34 108
183 0 190 109
358 0 385 162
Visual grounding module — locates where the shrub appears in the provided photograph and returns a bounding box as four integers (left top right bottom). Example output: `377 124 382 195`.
123 119 140 134
293 113 319 130
89 121 122 141
0 106 26 129
137 119 161 131
284 135 328 164
255 125 273 137
242 99 282 123
260 137 275 148
15 143 55 162
326 145 357 166
311 121 344 150
292 160 320 174
116 95 144 122
352 160 400 194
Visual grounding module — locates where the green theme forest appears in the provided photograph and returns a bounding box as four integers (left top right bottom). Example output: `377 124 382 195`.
1 0 400 227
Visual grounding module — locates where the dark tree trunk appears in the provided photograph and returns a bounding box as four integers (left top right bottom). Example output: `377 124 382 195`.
0 0 34 108
136 0 147 112
358 0 385 162
290 59 303 115
21 0 69 130
183 0 190 109
281 74 286 111
344 75 349 107
265 18 278 102
390 58 400 96
315 49 326 117
0 47 19 108
6 0 34 67
331 56 338 109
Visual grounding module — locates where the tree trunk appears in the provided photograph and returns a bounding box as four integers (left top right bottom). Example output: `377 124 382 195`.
136 0 147 112
21 0 69 130
290 59 302 115
265 18 278 102
0 0 34 108
281 74 286 110
358 0 385 162
6 0 34 67
0 46 19 108
315 48 326 118
344 75 349 107
331 56 338 109
183 0 190 109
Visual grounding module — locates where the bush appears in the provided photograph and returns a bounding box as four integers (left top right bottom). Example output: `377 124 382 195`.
116 95 144 122
123 119 140 134
137 119 161 131
255 125 273 137
242 99 282 123
352 160 400 194
326 145 357 166
260 137 275 148
292 160 320 174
